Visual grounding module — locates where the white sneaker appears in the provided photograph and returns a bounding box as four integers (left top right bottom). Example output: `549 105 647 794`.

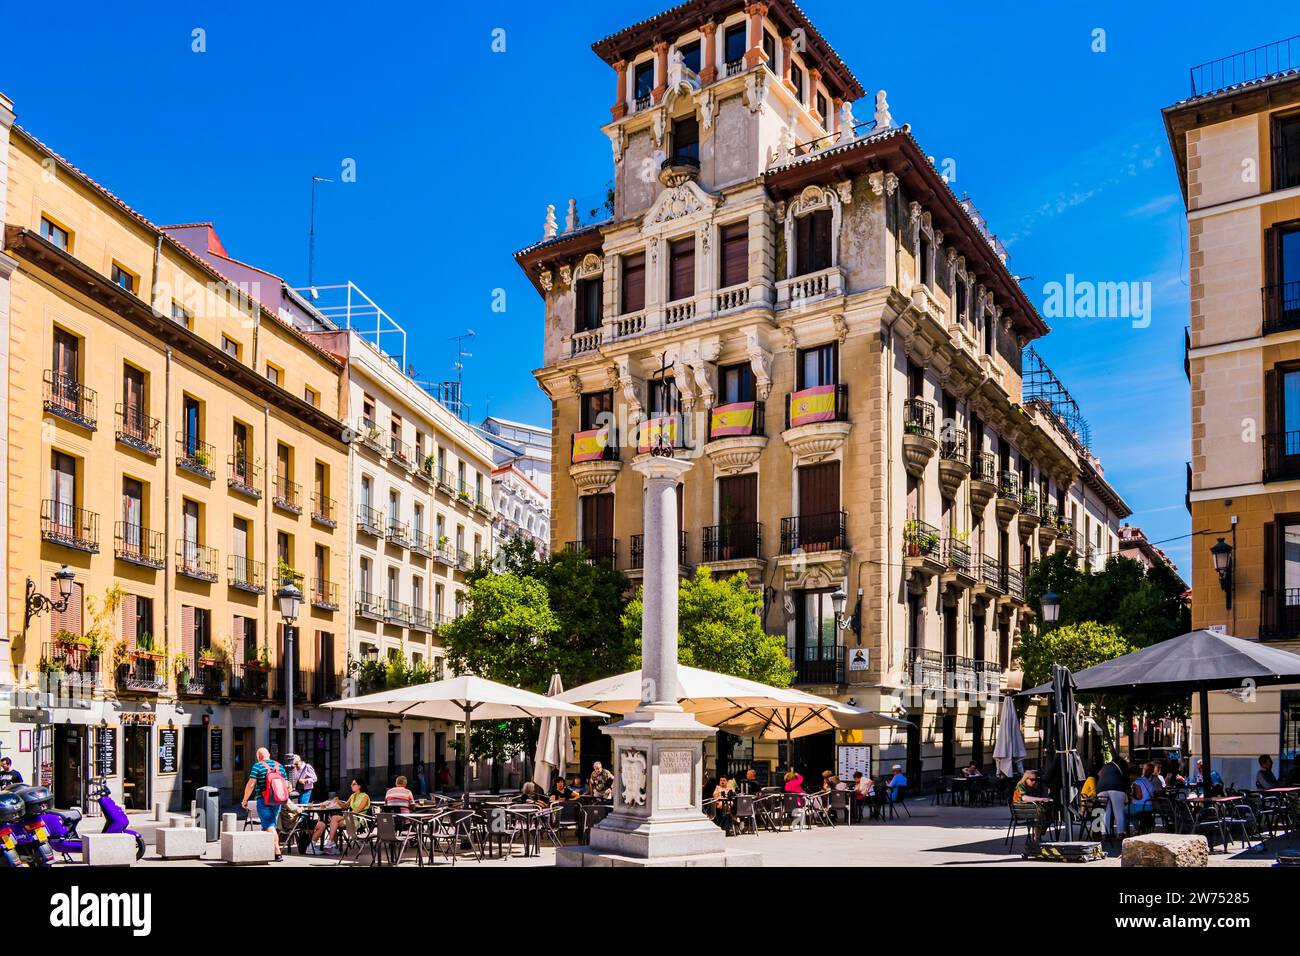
323 841 337 852
305 843 321 855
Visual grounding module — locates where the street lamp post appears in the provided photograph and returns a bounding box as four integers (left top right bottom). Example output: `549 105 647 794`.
23 565 76 636
276 581 303 757
1040 591 1061 630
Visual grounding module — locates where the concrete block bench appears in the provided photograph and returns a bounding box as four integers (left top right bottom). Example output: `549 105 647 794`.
82 833 139 867
157 827 206 860
1121 833 1209 867
221 830 275 865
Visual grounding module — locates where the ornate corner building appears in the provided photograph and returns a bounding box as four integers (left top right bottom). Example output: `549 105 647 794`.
519 0 1130 784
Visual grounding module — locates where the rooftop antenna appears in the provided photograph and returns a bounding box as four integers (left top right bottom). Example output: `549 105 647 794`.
308 175 333 294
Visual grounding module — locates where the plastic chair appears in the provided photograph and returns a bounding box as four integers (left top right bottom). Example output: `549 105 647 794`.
373 811 421 866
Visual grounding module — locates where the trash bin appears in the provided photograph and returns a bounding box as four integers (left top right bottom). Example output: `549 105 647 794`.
196 786 221 842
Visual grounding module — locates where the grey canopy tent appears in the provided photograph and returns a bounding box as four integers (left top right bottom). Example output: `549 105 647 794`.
1021 630 1300 791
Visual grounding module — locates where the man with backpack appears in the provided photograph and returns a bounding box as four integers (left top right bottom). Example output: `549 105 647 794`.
241 747 290 861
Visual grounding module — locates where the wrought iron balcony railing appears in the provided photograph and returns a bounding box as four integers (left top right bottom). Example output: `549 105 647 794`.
274 475 302 513
903 519 942 562
176 434 216 479
902 398 935 439
115 404 160 456
564 538 617 565
780 511 848 553
1263 280 1300 336
940 430 968 463
311 491 337 527
311 578 339 611
41 500 99 553
787 643 846 686
1188 33 1300 97
227 556 265 593
176 540 219 582
229 661 271 700
702 522 762 562
971 451 998 483
227 455 262 498
43 370 97 430
905 647 943 691
706 400 765 440
630 531 689 569
356 504 384 536
114 522 165 569
355 590 384 621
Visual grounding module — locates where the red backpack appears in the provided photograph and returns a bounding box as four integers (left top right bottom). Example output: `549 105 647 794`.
261 761 290 805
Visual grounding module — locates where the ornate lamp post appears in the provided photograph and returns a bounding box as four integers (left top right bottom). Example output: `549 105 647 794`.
23 565 75 636
1040 591 1061 630
276 581 303 755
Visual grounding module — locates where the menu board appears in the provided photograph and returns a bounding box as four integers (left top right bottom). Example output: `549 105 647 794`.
209 727 223 772
837 745 873 782
158 727 179 775
94 726 117 778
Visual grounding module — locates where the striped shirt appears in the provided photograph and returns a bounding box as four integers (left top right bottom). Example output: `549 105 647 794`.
249 759 287 802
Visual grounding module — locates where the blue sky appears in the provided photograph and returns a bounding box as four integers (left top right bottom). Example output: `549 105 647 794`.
6 1 1291 576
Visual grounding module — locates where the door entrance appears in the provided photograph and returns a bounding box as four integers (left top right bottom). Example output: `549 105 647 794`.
53 725 86 809
905 718 922 786
941 713 956 776
181 726 208 807
231 727 256 802
122 726 151 811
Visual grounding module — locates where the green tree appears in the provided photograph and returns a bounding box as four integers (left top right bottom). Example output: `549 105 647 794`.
439 572 559 691
622 567 794 687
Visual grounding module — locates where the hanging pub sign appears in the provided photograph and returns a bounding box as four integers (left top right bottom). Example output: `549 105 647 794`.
158 727 179 775
209 726 223 772
94 726 117 778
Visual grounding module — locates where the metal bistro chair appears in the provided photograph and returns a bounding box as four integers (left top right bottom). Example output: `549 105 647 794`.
807 791 836 828
335 811 376 866
1006 801 1046 855
579 803 612 845
828 789 851 825
439 809 484 864
1176 799 1228 853
373 811 422 866
883 785 910 820
730 794 759 835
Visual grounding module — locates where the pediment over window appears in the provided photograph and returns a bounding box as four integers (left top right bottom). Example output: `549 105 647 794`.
645 178 720 227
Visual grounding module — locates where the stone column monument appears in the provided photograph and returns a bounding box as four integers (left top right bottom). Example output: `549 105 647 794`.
557 452 760 866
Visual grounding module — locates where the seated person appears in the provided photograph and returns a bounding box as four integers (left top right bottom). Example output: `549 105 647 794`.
1130 764 1157 819
782 770 805 793
384 775 414 810
961 761 983 778
1013 769 1041 803
886 764 908 802
309 779 370 853
1191 759 1223 791
550 776 573 803
517 782 548 808
852 771 877 819
567 775 587 798
739 768 763 794
1255 754 1280 791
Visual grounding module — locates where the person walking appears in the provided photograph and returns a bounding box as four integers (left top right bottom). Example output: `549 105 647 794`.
242 747 291 862
1096 756 1129 839
289 753 317 805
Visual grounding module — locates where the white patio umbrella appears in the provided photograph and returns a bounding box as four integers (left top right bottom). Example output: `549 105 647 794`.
560 664 909 774
323 674 601 802
993 694 1027 777
532 672 574 789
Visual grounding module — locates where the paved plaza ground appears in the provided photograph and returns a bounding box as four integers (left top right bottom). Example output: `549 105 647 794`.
59 802 1291 868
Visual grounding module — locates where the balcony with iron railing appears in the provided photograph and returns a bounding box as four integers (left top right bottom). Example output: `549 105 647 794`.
903 398 936 439
570 429 620 464
787 643 846 686
1259 588 1300 641
457 548 473 572
433 542 455 566
227 455 262 499
943 536 974 579
386 519 410 549
905 647 943 691
564 538 618 566
780 511 848 554
436 467 456 495
114 522 165 569
944 655 979 695
311 491 337 527
784 383 849 429
980 556 1005 595
178 663 225 698
176 434 216 479
940 430 968 464
410 529 433 557
702 522 762 563
229 661 271 700
40 640 100 692
356 504 384 537
355 590 384 621
43 369 97 430
385 599 412 626
389 436 415 472
314 669 341 702
903 519 942 563
176 540 219 582
975 659 1003 697
115 404 160 456
228 556 266 594
355 418 387 456
706 400 765 440
117 653 166 694
630 531 689 570
410 607 434 632
311 578 339 611
1262 280 1300 335
971 451 998 484
41 500 99 553
272 667 309 703
1188 33 1300 97
1001 566 1025 602
273 475 302 514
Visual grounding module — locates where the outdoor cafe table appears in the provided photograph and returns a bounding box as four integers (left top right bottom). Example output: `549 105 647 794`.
282 803 335 854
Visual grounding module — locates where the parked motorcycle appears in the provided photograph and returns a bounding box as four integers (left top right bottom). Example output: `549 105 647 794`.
7 786 55 867
39 778 145 862
0 792 29 867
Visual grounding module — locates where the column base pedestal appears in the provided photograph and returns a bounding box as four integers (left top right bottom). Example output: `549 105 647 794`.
557 846 762 867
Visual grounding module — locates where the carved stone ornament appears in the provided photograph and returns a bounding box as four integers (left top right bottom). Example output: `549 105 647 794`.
576 253 603 280
615 355 644 419
538 268 554 292
567 372 583 397
835 180 854 205
558 264 572 288
744 69 768 114
620 749 648 807
652 108 667 147
608 126 627 164
698 89 715 130
745 328 773 400
647 178 720 225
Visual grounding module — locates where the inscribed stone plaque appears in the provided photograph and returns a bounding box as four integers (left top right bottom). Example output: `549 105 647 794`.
658 749 693 809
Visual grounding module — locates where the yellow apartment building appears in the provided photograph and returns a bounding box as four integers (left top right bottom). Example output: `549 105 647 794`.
2 115 350 810
1166 37 1300 784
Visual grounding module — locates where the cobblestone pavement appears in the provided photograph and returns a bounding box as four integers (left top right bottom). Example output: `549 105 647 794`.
53 803 1289 868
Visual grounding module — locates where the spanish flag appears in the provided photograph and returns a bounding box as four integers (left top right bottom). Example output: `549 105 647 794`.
710 401 756 437
637 416 677 454
572 427 609 462
789 384 837 426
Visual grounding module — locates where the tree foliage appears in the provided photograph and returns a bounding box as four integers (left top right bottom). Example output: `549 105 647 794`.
622 567 794 687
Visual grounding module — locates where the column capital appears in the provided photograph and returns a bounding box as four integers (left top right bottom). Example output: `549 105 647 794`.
631 453 694 483
611 60 629 119
651 41 670 103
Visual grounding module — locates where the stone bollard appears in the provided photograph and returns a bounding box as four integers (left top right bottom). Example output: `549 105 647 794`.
83 833 139 867
221 812 238 833
157 827 206 860
220 830 275 865
152 801 165 822
1121 833 1209 867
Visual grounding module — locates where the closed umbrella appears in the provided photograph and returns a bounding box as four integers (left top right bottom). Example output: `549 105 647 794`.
993 694 1027 778
323 675 601 804
1051 664 1086 839
533 672 574 790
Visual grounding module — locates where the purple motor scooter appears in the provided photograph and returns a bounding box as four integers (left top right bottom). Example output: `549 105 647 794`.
40 777 145 861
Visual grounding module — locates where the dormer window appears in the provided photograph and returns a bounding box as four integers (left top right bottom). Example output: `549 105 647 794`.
724 23 746 70
670 115 699 166
791 62 805 103
678 40 701 74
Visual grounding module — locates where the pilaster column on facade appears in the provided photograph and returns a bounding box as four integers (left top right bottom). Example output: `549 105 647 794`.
743 2 769 67
781 35 795 92
611 60 628 119
699 21 718 84
652 42 669 103
832 97 843 137
808 68 823 122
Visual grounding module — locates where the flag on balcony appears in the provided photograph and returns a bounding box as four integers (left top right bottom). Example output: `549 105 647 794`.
710 401 755 437
789 384 836 426
571 427 609 462
636 416 677 454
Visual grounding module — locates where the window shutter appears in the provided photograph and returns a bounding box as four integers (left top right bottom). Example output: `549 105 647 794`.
621 253 646 313
798 461 841 517
233 615 244 660
277 623 284 661
813 209 833 271
1265 368 1279 445
119 594 136 650
720 222 749 289
1264 522 1277 594
182 605 195 660
669 238 695 302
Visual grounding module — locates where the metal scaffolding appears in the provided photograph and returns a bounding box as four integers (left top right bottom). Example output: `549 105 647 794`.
1021 346 1090 453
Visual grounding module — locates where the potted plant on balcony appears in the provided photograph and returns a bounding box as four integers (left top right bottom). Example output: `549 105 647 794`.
134 632 164 661
173 652 190 688
192 447 210 470
903 519 940 558
422 453 436 478
54 629 88 650
276 557 301 587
